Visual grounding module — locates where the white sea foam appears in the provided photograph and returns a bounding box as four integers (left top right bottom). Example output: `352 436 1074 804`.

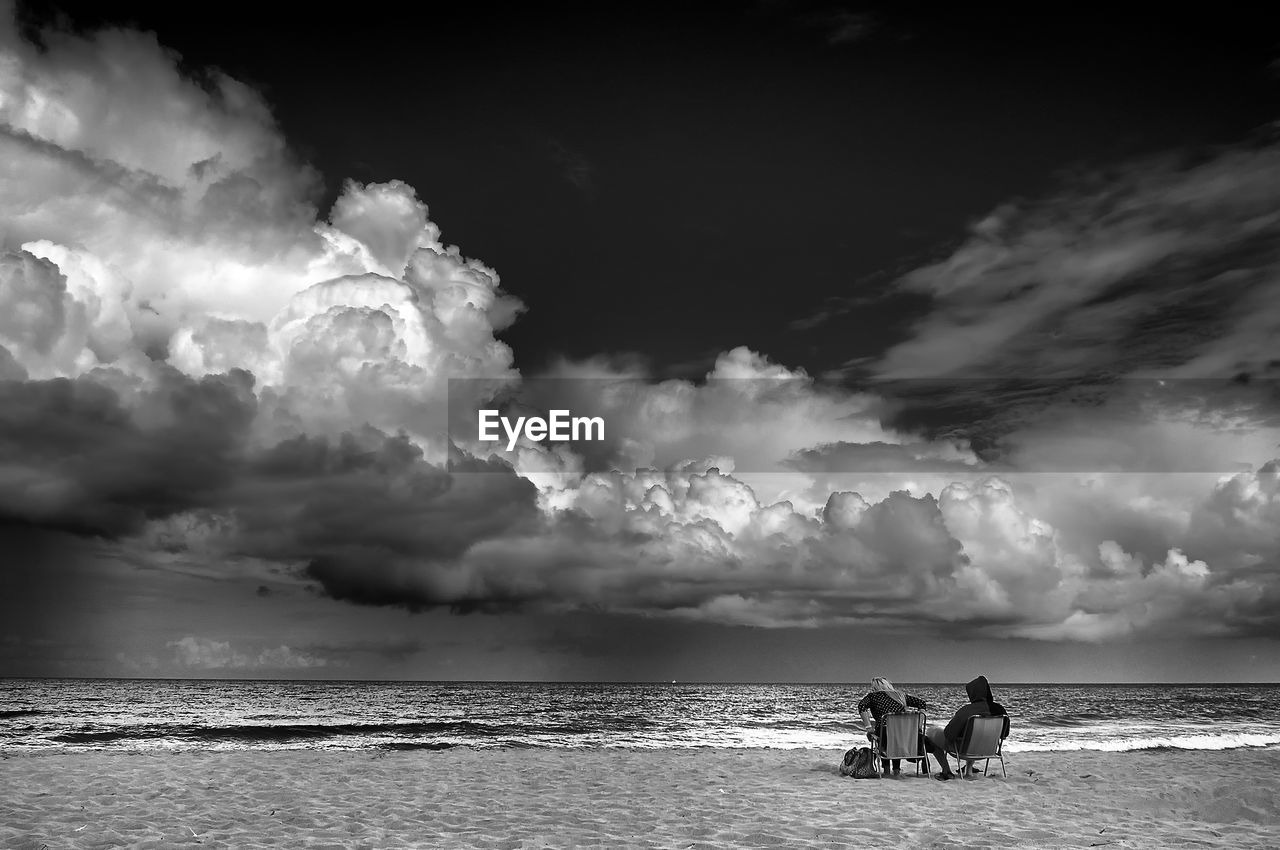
1005 732 1280 753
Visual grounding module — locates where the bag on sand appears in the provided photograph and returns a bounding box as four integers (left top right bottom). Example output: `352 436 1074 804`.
840 746 878 779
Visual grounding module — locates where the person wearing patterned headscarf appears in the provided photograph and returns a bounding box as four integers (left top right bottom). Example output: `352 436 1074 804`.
857 677 927 775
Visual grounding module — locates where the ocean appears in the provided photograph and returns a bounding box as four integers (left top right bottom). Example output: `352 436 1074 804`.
3 679 1279 755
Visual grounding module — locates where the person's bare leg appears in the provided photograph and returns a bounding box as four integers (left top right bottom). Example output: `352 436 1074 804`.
924 725 954 779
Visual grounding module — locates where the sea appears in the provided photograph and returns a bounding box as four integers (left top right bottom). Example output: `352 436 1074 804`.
3 679 1279 755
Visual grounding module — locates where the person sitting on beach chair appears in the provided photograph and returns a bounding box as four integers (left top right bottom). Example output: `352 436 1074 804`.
923 675 1008 781
857 676 927 776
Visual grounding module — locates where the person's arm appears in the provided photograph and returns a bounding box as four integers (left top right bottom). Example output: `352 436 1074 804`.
907 694 926 710
856 694 875 732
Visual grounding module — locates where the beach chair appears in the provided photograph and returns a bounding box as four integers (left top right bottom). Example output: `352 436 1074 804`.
946 714 1008 778
872 710 930 776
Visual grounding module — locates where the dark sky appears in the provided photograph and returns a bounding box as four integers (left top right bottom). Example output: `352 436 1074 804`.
22 1 1280 374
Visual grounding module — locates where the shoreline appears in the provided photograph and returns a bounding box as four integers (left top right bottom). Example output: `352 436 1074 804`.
4 747 1279 848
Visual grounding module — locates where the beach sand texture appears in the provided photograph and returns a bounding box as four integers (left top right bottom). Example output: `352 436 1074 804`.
3 747 1279 849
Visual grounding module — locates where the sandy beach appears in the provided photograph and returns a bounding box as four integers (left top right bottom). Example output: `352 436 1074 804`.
3 747 1278 849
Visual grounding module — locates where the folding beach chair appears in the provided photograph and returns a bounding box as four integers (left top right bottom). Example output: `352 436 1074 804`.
946 714 1008 778
872 710 930 776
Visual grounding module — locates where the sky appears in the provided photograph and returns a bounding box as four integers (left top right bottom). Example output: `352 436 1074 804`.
1 0 1279 682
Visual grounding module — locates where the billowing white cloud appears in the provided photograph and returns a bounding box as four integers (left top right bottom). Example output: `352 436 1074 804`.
171 212 522 448
497 346 915 511
412 465 1277 638
1 8 520 388
1 14 325 327
1188 461 1280 574
1 6 523 456
0 250 89 378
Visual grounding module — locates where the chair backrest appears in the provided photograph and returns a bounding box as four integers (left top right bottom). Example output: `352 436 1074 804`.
880 710 925 759
956 714 1005 759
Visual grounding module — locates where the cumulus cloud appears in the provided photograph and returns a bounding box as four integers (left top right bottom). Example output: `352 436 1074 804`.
1011 544 1233 642
0 10 528 625
0 6 527 517
0 250 88 378
1 8 521 411
487 346 902 481
325 463 1271 640
1186 462 1280 584
1 12 322 326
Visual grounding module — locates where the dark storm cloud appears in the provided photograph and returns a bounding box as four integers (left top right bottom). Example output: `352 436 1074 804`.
65 367 1257 641
235 433 542 611
0 364 543 614
0 368 256 536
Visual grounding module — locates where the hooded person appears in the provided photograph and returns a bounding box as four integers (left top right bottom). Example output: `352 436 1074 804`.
974 675 1007 717
924 675 1009 781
